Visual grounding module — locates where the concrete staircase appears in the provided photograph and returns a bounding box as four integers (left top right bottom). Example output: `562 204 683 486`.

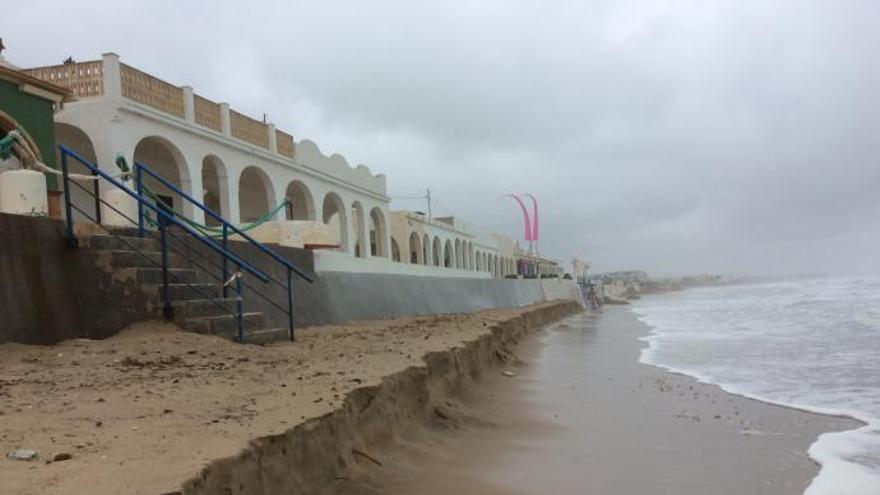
85 232 290 344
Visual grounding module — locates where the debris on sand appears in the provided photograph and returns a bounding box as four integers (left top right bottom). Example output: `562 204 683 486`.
6 449 38 461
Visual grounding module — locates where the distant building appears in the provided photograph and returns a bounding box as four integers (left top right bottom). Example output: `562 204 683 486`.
388 211 518 277
515 248 564 277
589 270 649 283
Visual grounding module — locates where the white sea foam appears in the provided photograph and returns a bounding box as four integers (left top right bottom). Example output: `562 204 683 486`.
631 277 880 495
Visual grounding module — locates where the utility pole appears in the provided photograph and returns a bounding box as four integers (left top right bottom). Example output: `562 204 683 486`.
426 188 432 221
391 189 433 220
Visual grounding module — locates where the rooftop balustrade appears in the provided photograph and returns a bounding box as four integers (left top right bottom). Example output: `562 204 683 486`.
22 60 104 98
23 54 295 159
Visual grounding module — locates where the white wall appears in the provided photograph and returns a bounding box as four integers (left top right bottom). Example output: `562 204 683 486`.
54 94 392 262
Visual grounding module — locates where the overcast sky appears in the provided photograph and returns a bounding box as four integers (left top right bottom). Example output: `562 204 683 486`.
5 0 879 276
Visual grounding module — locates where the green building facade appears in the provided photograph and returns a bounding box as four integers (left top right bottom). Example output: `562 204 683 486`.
0 64 70 185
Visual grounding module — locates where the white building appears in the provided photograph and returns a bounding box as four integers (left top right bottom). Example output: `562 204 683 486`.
387 211 517 278
25 53 391 260
23 53 566 279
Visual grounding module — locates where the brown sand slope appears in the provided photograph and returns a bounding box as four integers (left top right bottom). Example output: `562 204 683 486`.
0 302 577 495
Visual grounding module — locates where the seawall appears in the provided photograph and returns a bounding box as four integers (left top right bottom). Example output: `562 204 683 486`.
181 300 582 494
0 213 582 344
0 213 155 344
281 272 583 327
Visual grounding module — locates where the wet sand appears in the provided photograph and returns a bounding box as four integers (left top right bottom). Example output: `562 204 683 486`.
340 306 861 494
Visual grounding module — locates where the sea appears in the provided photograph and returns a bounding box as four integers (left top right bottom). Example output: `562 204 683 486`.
632 276 880 495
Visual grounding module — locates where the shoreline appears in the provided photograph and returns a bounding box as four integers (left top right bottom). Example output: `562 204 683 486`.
1 301 860 494
0 301 581 494
632 299 875 495
639 337 870 432
338 306 861 494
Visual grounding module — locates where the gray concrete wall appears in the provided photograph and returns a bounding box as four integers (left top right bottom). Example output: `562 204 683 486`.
0 215 582 345
288 273 551 327
229 241 582 329
0 213 154 345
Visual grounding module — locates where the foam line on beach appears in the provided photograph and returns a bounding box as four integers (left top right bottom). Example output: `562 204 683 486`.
631 304 880 495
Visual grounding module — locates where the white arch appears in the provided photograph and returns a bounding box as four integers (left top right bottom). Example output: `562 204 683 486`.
54 122 98 222
238 166 276 223
133 135 192 218
409 231 423 264
285 180 316 221
369 207 388 257
322 192 349 251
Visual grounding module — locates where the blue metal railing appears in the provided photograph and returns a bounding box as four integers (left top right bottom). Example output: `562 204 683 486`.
133 161 313 341
59 145 275 342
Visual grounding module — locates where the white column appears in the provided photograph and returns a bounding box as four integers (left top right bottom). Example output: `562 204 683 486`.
453 243 459 269
182 86 195 124
267 124 278 154
345 204 355 257
92 122 130 175
361 210 370 259
382 208 392 260
101 53 122 103
425 235 432 266
184 152 204 225
220 103 231 137
227 169 241 225
93 130 136 226
269 176 286 222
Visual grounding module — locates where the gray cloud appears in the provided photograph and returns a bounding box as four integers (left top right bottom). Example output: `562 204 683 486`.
5 0 880 276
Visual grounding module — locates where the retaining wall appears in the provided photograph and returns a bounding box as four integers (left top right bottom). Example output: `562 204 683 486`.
0 214 583 345
282 272 583 328
0 213 154 345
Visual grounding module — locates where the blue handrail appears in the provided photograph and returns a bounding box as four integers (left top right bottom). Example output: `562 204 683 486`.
134 161 314 283
59 145 270 284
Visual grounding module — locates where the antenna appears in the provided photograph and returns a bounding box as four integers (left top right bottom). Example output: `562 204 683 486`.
426 188 432 221
390 189 434 220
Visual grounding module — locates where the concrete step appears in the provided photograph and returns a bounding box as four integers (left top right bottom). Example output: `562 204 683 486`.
106 250 188 269
173 298 237 318
135 267 200 285
86 234 161 252
218 327 291 345
151 283 221 302
181 312 264 336
104 226 149 237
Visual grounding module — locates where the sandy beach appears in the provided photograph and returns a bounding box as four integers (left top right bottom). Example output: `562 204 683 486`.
0 301 860 494
0 301 578 494
336 306 862 495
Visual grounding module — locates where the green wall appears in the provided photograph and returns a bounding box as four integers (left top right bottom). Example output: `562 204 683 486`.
0 78 57 168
